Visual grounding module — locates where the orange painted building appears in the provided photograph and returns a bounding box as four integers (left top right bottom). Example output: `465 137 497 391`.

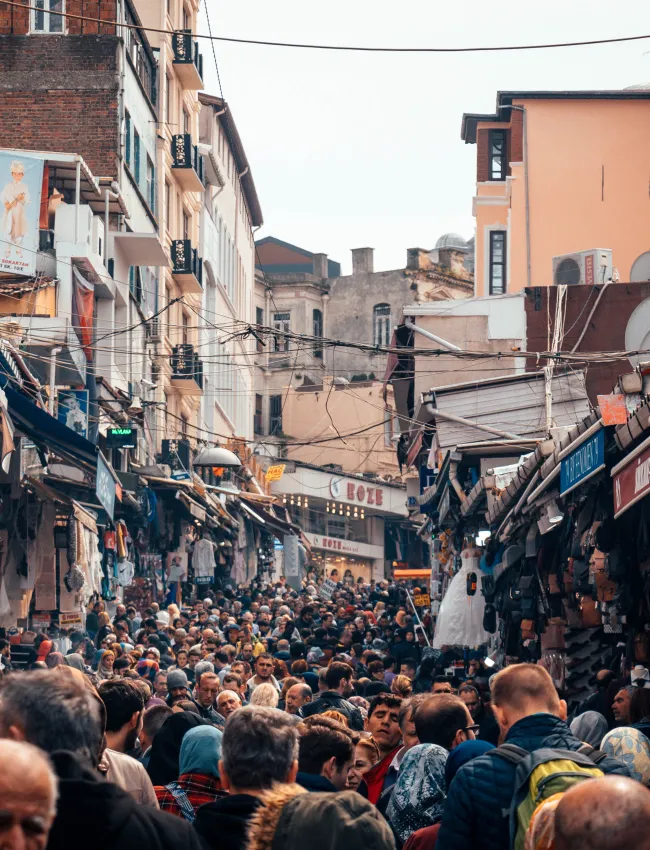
462 90 650 296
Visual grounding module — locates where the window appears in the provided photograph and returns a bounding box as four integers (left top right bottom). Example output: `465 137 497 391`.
256 306 264 353
313 309 323 358
273 312 290 352
489 231 507 295
133 130 141 184
182 5 189 29
164 182 171 232
183 109 190 136
373 304 391 346
129 267 143 303
489 129 507 181
165 74 172 125
254 394 263 434
164 285 172 338
182 311 190 345
269 395 282 436
146 156 155 213
125 112 131 169
180 414 188 438
183 211 190 241
32 0 64 33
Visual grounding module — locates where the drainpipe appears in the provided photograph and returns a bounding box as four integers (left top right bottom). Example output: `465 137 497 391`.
449 459 466 502
404 317 461 352
74 160 81 243
48 347 62 415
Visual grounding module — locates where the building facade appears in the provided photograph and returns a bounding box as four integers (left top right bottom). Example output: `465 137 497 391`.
462 90 650 295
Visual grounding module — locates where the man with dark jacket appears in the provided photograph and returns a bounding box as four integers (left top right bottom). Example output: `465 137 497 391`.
194 706 299 850
301 662 364 731
0 669 205 850
437 664 630 850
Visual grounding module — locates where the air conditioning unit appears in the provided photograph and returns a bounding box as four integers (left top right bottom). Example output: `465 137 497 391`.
552 249 612 286
145 316 161 343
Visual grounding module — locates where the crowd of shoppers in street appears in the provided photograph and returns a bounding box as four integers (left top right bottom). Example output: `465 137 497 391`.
2 576 650 850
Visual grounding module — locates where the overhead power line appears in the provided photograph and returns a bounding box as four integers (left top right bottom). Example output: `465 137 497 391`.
2 0 649 54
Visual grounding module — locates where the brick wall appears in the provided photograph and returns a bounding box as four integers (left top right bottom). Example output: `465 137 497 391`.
0 0 117 35
510 108 523 163
476 128 489 182
0 32 119 176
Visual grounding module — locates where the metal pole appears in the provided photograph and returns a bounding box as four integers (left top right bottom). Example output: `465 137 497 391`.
405 588 431 646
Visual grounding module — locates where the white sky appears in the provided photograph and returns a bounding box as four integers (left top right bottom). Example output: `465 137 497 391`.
199 0 649 275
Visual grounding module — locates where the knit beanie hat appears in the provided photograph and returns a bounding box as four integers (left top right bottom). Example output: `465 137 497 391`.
167 669 189 690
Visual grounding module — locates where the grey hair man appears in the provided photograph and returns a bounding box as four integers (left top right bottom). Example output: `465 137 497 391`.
194 706 299 850
0 739 58 850
0 669 205 850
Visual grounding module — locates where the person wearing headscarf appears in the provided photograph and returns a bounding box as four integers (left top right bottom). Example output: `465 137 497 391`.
36 639 53 665
96 650 115 681
137 658 160 684
46 652 66 669
570 711 609 749
386 744 448 847
146 712 209 787
601 727 650 786
155 726 224 820
64 653 87 672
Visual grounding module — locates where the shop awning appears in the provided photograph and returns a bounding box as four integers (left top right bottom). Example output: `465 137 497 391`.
6 386 98 471
24 476 98 533
461 474 495 518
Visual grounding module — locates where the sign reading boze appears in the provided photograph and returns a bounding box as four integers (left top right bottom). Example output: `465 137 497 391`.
613 440 650 518
330 477 384 506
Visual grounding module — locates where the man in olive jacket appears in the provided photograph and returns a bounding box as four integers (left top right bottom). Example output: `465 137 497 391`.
437 664 629 850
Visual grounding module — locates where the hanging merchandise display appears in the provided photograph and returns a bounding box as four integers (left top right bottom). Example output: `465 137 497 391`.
193 534 217 584
433 547 490 648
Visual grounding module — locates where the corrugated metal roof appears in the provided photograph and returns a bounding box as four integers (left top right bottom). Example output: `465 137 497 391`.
426 370 590 451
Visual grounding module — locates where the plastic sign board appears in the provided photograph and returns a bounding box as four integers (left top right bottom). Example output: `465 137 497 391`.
319 578 338 600
0 151 44 277
560 429 605 496
613 438 650 519
96 451 117 520
414 594 431 607
265 464 286 482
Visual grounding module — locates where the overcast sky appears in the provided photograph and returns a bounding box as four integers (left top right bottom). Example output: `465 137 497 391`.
199 0 648 275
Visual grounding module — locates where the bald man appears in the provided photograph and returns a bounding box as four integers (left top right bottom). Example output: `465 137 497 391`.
555 776 650 850
0 739 57 850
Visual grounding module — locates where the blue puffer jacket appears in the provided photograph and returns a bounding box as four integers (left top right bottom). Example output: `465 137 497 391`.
436 713 630 850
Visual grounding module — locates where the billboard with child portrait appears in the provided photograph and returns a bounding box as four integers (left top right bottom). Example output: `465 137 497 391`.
0 151 44 277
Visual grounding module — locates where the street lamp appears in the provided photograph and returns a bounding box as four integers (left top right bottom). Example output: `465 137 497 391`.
193 446 241 469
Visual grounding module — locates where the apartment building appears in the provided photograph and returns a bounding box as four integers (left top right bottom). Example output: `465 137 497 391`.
461 89 650 295
199 94 262 444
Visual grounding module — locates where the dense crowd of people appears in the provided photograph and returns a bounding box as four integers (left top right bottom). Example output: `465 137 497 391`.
2 576 650 850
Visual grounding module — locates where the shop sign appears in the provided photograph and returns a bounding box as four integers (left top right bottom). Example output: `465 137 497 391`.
0 151 44 277
32 613 51 629
59 612 83 629
560 429 605 496
414 593 431 607
613 439 650 518
330 477 384 507
96 451 116 520
57 389 89 440
318 578 338 600
305 533 384 560
106 426 138 449
265 464 285 482
598 394 628 426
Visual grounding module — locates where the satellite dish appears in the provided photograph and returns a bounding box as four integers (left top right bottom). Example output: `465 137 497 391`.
624 297 650 367
631 252 650 283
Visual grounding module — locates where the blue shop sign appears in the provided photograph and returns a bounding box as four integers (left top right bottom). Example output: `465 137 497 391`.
560 428 605 496
96 451 116 520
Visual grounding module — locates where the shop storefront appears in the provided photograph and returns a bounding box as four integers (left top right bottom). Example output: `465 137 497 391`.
271 462 408 581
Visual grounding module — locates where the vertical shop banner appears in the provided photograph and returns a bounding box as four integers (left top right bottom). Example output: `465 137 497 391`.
0 152 44 277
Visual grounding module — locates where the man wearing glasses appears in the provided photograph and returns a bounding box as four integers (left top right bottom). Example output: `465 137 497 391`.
413 694 478 751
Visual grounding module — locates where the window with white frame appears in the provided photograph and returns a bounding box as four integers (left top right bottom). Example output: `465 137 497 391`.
489 231 507 295
273 312 290 352
373 303 391 346
32 0 64 32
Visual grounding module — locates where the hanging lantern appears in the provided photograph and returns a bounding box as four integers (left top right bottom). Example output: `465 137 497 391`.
297 496 302 507
466 571 478 596
353 506 358 518
326 502 330 513
304 497 309 508
339 504 344 515
360 508 365 519
290 495 294 505
282 494 287 505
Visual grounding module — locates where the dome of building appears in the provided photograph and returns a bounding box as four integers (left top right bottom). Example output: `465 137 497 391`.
435 232 469 252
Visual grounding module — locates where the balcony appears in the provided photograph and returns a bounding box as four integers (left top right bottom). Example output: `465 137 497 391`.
172 30 204 90
170 344 203 395
171 239 203 294
171 134 205 192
